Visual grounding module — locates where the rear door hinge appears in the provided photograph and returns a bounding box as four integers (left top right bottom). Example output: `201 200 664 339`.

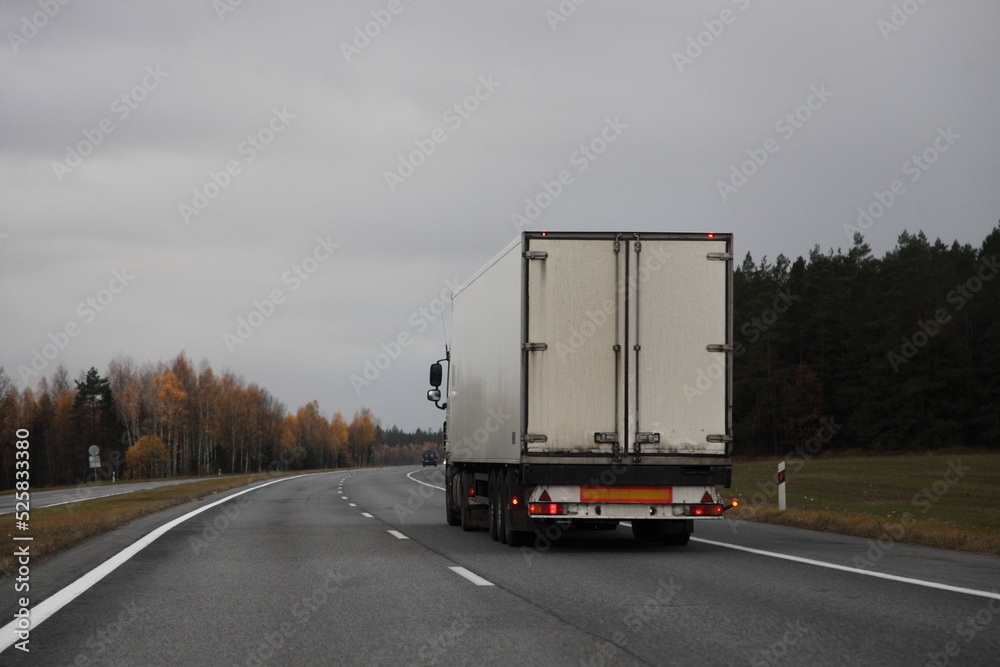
522 342 548 352
522 434 548 444
707 252 733 262
523 251 548 260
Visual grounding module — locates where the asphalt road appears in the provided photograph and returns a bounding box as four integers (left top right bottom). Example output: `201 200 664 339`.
0 479 217 515
2 467 998 665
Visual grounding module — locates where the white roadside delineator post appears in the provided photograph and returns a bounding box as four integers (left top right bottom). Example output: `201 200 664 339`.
778 461 787 511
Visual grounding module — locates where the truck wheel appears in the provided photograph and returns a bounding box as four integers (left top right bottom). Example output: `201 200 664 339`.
445 465 460 526
497 469 509 544
503 470 529 548
459 473 475 532
488 468 500 541
632 519 691 546
661 532 691 546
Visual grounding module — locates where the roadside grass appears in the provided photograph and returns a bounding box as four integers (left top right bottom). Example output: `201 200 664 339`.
726 452 1000 556
1 472 301 576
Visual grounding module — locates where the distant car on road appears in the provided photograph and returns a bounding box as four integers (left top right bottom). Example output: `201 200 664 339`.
422 450 438 467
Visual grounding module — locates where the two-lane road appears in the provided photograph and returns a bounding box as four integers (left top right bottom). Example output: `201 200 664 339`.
3 467 998 665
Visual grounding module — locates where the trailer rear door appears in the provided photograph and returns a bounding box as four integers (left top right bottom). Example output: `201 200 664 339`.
522 233 731 459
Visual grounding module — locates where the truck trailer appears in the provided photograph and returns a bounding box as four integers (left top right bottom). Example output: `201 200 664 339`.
426 231 734 546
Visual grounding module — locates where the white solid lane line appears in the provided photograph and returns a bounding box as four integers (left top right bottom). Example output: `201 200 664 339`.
690 537 1000 601
406 469 444 491
0 474 311 653
387 530 409 540
449 566 494 587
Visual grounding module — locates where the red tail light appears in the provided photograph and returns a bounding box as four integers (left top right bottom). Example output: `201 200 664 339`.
529 503 565 516
687 504 724 516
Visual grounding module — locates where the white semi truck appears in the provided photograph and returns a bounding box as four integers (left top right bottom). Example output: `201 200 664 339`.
426 231 734 546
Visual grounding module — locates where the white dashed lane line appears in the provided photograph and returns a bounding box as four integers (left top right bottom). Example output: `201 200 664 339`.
449 566 494 587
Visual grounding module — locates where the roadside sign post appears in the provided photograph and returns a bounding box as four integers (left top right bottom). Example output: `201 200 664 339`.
778 461 787 511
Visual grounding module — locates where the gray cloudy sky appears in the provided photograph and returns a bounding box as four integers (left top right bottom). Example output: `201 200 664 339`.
2 1 998 431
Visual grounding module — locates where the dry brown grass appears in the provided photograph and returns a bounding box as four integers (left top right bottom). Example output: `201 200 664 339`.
727 452 1000 556
729 504 1000 555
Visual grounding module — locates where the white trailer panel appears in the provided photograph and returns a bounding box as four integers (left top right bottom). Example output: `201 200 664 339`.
447 238 522 463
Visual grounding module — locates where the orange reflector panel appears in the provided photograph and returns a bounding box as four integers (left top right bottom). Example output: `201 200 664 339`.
580 486 673 503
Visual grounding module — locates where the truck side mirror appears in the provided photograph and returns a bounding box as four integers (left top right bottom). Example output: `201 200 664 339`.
427 388 441 403
429 362 442 388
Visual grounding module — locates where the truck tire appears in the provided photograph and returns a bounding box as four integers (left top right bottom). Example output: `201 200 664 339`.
459 473 475 532
497 469 509 544
502 469 530 548
488 468 500 541
631 519 692 546
445 464 460 526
